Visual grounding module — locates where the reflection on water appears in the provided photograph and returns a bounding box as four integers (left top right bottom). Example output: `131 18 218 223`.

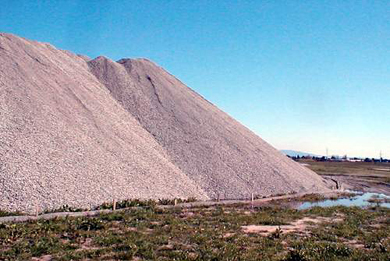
298 191 390 210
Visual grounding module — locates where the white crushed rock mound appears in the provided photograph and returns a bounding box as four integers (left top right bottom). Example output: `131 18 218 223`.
0 33 331 212
88 56 331 199
0 33 207 213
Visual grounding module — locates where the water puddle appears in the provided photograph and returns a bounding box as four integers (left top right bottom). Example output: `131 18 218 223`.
298 191 390 210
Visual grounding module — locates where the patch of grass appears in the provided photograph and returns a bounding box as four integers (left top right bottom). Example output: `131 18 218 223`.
296 193 326 202
158 197 198 205
6 198 200 217
96 198 157 210
44 205 88 214
0 210 24 217
283 240 353 261
0 203 388 260
367 195 390 204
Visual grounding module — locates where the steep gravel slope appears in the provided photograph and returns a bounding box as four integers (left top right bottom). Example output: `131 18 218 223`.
0 33 207 212
0 33 330 212
88 57 331 199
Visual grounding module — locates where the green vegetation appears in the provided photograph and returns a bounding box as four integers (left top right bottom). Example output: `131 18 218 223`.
2 198 200 216
46 198 199 213
44 205 89 214
158 197 198 205
367 195 390 204
1 202 389 260
0 210 24 218
295 193 326 202
97 199 157 210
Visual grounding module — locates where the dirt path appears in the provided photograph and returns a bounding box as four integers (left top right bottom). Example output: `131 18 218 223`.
242 216 344 236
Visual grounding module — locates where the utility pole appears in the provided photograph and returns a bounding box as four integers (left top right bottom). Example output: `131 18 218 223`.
326 148 328 160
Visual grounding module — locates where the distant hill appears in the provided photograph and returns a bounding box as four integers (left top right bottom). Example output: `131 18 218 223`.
281 150 321 158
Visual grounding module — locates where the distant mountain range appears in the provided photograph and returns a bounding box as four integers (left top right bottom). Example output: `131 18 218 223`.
281 150 321 157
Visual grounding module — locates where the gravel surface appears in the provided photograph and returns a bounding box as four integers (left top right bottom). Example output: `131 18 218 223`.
0 33 207 213
0 33 330 213
89 56 331 199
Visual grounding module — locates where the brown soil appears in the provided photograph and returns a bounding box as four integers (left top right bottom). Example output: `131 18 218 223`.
242 216 343 236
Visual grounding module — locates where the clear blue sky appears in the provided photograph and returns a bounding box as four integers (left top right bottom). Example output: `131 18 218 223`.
1 1 389 158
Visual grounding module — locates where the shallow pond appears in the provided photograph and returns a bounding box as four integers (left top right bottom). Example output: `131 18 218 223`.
298 191 390 210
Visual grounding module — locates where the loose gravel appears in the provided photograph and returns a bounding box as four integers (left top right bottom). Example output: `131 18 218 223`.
0 33 330 213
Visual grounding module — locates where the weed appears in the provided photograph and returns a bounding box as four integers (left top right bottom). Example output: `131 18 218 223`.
0 210 24 217
44 205 87 213
0 203 388 260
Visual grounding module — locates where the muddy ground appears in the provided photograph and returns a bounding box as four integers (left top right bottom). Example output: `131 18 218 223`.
323 174 390 194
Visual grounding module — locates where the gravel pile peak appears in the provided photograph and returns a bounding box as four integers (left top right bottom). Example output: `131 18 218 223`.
89 56 331 200
0 33 330 212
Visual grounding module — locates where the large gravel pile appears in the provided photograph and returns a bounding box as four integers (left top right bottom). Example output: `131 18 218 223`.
89 57 331 200
0 33 330 212
0 33 207 212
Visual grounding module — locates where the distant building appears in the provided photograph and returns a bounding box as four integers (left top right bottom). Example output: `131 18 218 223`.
348 157 364 162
